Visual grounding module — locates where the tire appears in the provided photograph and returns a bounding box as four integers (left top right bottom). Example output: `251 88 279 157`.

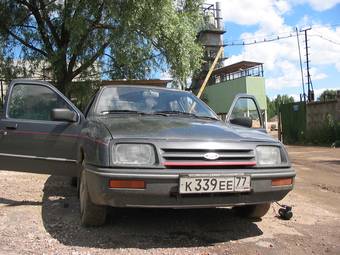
79 170 107 227
233 203 271 219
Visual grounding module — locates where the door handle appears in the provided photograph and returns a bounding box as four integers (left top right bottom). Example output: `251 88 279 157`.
6 123 18 130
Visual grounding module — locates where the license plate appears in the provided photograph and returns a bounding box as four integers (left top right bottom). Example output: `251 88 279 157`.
179 175 251 194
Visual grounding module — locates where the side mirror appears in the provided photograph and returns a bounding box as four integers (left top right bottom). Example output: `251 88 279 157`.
51 108 77 122
230 117 252 128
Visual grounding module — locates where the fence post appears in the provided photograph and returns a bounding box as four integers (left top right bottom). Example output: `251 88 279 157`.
278 110 282 142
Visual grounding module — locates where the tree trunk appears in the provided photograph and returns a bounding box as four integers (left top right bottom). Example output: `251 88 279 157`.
54 70 73 98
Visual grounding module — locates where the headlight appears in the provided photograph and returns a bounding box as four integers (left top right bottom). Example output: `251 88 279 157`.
256 146 281 166
114 144 156 165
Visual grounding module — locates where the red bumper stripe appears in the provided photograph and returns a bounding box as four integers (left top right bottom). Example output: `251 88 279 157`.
162 161 257 167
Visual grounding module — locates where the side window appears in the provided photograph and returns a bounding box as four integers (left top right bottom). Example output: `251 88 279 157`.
8 84 70 121
229 98 262 128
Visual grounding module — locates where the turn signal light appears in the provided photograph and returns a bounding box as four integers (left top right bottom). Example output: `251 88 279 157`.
272 178 293 186
109 180 145 189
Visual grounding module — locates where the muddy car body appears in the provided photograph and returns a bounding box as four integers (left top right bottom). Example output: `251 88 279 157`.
0 80 295 226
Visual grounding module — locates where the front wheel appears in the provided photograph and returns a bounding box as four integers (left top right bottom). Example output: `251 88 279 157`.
233 203 271 219
79 170 107 227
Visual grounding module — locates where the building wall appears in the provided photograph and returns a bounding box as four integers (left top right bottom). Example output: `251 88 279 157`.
280 91 340 144
306 98 340 130
203 76 266 114
203 78 247 114
245 77 267 111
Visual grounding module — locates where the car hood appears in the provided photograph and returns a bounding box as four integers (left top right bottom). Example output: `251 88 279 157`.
94 115 276 142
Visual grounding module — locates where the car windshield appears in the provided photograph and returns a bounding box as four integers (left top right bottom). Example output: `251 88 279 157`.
95 86 218 119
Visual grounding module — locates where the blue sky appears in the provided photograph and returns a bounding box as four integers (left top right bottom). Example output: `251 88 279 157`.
218 0 340 100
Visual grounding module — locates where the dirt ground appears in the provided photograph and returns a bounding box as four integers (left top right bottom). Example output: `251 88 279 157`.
0 145 339 255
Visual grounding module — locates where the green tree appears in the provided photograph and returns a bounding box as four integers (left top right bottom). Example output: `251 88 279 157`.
318 89 337 101
266 96 276 120
267 94 294 119
0 0 204 94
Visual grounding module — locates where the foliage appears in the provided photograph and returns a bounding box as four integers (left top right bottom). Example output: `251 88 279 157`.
267 94 295 119
0 0 204 94
318 89 337 101
67 80 101 111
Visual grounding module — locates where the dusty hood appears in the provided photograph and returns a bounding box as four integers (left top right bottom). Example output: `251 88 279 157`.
95 115 276 142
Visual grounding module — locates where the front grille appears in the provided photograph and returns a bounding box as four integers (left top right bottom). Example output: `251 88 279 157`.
161 148 256 169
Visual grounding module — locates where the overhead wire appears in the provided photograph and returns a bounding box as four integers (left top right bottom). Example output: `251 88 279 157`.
308 34 340 46
224 23 340 47
224 33 295 46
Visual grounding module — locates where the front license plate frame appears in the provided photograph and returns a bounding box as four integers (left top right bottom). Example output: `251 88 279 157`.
179 174 251 194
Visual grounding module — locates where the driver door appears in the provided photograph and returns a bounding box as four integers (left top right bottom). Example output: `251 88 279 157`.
226 94 266 131
0 80 83 176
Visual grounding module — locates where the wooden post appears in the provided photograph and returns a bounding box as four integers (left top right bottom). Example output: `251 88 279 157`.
196 46 224 99
278 111 282 142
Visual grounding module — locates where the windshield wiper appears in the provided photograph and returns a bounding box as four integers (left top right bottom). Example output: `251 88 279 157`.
154 111 219 120
101 110 218 120
154 110 196 116
196 115 220 121
101 110 147 115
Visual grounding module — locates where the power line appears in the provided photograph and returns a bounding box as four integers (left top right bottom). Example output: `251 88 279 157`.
224 23 340 47
308 23 340 29
308 34 340 45
224 33 295 46
295 27 306 102
228 30 296 43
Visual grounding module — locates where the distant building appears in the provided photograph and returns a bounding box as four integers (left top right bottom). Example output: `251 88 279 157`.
202 61 267 121
190 2 267 123
0 60 101 102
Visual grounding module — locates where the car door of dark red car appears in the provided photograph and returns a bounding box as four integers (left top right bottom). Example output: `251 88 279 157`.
0 80 83 176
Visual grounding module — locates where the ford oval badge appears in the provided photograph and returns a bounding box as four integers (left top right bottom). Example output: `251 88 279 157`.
203 152 220 160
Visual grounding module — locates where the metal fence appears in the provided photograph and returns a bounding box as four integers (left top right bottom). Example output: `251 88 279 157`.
279 102 306 144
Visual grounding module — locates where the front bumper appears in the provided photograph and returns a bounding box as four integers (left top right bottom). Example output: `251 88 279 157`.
84 164 296 208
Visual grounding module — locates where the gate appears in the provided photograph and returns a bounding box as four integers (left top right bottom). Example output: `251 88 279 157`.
279 102 306 144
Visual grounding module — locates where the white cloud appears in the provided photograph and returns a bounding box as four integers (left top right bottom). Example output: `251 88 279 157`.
219 0 287 33
289 0 340 11
307 26 340 71
221 0 340 93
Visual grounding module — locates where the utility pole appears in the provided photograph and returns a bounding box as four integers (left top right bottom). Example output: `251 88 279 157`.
295 27 306 102
301 27 314 102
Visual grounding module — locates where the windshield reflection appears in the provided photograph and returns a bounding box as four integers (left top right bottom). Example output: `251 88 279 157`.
96 86 218 119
